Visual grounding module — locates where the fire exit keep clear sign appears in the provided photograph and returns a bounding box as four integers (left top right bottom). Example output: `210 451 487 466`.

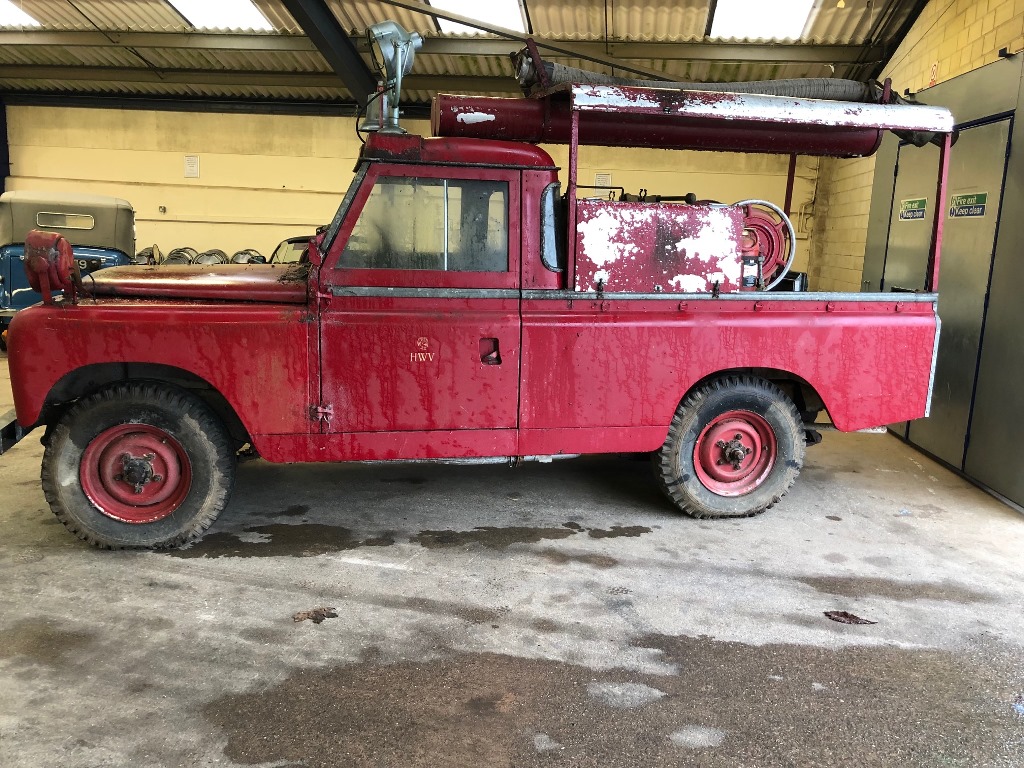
899 198 927 221
948 192 988 218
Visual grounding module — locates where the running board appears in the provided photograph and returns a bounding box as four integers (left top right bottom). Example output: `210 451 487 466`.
0 409 26 455
804 422 888 434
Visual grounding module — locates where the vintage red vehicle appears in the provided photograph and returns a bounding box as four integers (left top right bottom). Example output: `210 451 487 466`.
2 25 955 548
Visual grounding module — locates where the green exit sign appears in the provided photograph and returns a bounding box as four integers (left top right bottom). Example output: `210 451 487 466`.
899 198 927 221
949 192 988 218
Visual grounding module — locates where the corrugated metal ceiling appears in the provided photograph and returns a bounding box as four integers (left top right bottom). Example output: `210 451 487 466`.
0 0 922 107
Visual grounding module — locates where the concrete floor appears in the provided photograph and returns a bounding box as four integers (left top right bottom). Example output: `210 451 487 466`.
1 353 1023 767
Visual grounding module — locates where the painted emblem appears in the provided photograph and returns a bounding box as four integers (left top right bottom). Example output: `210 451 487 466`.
411 337 435 363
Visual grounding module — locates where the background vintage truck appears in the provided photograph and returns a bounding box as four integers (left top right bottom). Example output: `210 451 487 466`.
2 25 955 549
0 190 135 350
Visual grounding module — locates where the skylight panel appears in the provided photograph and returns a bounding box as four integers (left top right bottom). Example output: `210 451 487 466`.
168 0 273 31
0 0 41 26
710 0 815 40
430 0 527 34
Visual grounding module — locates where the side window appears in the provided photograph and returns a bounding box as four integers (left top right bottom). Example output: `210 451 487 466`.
340 176 509 272
36 211 95 230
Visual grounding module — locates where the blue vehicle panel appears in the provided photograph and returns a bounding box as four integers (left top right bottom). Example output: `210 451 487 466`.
1 244 131 319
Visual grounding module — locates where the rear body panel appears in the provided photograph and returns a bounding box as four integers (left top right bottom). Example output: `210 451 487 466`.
519 292 937 444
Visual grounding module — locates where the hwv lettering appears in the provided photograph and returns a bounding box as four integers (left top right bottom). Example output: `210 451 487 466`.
410 352 436 362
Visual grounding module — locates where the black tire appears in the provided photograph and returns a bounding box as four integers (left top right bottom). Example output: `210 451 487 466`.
653 375 804 518
41 382 235 549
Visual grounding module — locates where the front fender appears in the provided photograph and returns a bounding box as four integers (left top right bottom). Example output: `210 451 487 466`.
8 301 313 443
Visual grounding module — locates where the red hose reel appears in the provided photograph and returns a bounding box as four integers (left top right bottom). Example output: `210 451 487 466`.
738 201 795 290
24 229 78 304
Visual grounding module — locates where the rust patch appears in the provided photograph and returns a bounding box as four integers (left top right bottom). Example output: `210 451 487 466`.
293 607 338 624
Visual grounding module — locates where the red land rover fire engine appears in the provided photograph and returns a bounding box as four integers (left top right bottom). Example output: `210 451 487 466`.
1 23 955 548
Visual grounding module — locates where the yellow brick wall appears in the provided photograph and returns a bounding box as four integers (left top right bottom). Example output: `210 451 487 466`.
808 0 1024 291
6 107 815 266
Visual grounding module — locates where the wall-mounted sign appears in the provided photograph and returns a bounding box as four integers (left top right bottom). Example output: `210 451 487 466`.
899 198 928 221
949 192 988 218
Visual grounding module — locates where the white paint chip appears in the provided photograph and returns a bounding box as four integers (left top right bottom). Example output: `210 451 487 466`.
532 733 562 752
234 531 271 544
670 725 726 749
456 112 497 125
587 681 666 709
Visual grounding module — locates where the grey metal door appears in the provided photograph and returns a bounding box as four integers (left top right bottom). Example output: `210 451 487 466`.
964 118 1024 503
881 142 939 436
906 118 1011 468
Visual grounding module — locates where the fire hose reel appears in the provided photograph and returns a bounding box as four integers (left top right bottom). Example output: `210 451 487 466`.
24 229 78 304
736 200 796 291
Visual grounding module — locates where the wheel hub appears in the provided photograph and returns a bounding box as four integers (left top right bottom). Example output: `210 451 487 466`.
80 424 192 523
693 410 777 497
118 452 163 493
716 434 753 470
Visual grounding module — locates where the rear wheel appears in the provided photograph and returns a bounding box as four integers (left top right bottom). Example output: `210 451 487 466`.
41 382 235 548
653 376 804 518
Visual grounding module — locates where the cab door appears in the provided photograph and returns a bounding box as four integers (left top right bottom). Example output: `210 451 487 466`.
319 163 521 444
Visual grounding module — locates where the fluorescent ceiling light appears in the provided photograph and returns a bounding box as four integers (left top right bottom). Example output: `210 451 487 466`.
430 0 526 34
0 0 40 26
710 0 814 40
168 0 273 31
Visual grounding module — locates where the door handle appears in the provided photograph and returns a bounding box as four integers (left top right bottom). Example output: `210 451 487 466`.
480 338 502 365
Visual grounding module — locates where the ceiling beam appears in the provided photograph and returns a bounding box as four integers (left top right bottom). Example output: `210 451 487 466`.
417 39 882 64
0 30 318 51
0 29 882 65
0 65 519 94
277 0 376 105
373 0 673 80
0 92 433 118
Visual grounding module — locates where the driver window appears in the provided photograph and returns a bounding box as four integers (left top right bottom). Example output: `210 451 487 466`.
340 176 508 272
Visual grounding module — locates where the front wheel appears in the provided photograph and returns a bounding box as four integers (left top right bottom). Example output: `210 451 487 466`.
41 382 235 548
653 376 804 518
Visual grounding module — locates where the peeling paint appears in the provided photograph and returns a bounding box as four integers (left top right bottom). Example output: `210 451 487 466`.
456 112 498 125
575 200 746 293
570 85 954 133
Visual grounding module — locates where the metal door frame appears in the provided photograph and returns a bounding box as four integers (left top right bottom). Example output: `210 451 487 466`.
898 112 1014 460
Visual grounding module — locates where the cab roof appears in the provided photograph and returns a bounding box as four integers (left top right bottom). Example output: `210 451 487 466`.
361 133 557 170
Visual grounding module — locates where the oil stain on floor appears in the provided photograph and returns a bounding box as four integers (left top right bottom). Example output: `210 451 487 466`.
170 524 395 559
204 635 1023 768
412 524 652 550
175 521 653 558
796 575 994 603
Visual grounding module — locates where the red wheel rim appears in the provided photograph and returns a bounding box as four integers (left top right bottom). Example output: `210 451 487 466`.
80 424 192 523
693 410 776 497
